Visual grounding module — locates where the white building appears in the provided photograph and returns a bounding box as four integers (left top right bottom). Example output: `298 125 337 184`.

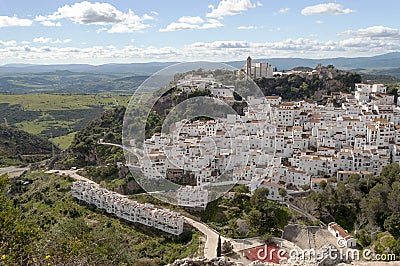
177 186 209 209
72 181 184 235
257 180 285 201
328 222 357 248
242 56 274 79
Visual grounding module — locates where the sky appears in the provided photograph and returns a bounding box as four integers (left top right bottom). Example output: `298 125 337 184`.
0 0 400 64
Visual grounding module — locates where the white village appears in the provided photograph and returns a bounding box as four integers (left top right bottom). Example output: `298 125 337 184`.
70 57 399 264
137 60 397 209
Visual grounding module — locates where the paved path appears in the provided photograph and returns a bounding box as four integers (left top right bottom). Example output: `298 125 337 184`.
46 169 95 183
0 166 29 178
184 216 229 259
184 216 264 259
98 140 143 167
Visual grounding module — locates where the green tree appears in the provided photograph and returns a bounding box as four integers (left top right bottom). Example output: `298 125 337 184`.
356 228 371 247
388 182 400 213
247 209 263 232
384 213 400 238
222 240 233 254
250 187 269 209
278 188 287 202
380 163 400 185
217 235 222 257
360 183 391 226
233 184 249 194
319 180 327 190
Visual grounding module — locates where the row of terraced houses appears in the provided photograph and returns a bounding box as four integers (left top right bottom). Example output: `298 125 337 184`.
71 181 184 235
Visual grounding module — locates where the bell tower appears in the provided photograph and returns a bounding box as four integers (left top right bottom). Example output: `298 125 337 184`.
246 56 252 77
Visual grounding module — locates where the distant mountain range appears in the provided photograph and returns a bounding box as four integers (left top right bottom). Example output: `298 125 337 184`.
2 52 400 75
238 52 400 71
0 62 177 75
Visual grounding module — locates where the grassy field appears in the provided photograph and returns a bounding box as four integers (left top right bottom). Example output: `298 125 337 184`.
53 132 78 149
0 93 132 149
0 93 131 111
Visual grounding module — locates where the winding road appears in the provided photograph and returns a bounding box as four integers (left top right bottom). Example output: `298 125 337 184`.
0 166 29 178
48 169 264 260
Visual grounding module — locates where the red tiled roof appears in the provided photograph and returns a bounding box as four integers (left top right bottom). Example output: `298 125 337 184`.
243 244 289 264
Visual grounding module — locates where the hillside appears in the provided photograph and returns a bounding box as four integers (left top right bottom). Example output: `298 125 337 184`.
257 65 361 101
0 172 198 265
0 124 59 166
0 94 131 148
55 106 125 168
52 106 145 194
0 71 147 94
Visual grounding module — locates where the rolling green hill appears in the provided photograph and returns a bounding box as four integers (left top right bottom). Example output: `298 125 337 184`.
0 71 147 94
0 124 59 166
0 93 131 148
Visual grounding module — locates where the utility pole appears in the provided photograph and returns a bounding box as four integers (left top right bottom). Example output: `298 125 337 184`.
50 133 55 159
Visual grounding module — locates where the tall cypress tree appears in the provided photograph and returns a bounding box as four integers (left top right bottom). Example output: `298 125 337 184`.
217 235 222 257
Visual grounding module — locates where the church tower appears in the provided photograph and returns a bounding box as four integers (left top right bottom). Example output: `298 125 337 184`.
246 56 252 78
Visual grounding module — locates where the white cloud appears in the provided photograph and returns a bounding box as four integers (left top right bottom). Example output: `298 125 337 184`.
301 3 354 16
178 16 204 24
96 27 108 33
339 26 400 39
188 40 249 49
40 20 62 27
202 19 224 29
278 8 290 15
160 22 201 32
0 16 32 27
53 38 72 44
33 37 72 44
237 25 263 30
206 0 259 19
3 37 400 64
159 17 223 32
316 20 323 24
35 1 155 33
0 40 17 46
33 37 52 44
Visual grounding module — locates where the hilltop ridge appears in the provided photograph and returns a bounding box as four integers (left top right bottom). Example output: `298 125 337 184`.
0 124 59 166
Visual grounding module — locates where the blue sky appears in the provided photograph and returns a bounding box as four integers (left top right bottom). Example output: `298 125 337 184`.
0 0 399 64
